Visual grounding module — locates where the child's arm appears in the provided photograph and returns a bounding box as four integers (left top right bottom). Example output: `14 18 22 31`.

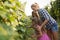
31 27 42 38
31 34 36 38
31 34 40 38
36 31 42 38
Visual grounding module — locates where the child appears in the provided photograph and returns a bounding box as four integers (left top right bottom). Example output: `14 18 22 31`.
31 11 51 40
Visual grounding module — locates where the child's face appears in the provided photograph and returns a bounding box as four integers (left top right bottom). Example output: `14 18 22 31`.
33 24 41 31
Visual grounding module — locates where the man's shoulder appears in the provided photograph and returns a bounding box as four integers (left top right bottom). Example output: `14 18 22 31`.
38 8 43 15
38 8 44 13
38 8 45 12
38 8 46 11
38 8 48 14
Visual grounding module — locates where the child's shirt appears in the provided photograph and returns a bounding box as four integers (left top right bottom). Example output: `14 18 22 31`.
37 32 51 40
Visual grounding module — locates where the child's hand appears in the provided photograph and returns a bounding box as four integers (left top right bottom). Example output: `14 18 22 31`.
31 34 35 38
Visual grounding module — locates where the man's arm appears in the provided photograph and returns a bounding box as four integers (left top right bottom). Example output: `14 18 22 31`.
41 19 48 27
38 9 50 27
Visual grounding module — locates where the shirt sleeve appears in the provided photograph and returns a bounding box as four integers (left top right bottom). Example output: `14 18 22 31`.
40 9 50 20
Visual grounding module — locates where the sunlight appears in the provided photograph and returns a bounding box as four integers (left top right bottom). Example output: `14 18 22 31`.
19 0 51 16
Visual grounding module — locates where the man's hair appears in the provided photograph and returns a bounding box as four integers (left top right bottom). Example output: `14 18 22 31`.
35 3 38 5
31 3 39 8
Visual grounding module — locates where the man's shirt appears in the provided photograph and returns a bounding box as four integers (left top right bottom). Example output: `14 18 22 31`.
38 8 57 29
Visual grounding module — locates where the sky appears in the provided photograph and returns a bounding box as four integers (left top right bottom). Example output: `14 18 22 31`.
20 0 51 16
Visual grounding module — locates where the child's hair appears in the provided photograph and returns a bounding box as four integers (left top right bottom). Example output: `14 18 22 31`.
32 11 40 24
31 11 46 33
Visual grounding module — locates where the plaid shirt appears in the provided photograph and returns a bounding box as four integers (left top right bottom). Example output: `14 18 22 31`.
38 9 57 29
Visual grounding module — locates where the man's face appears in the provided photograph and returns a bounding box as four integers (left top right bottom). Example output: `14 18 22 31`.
31 6 37 11
31 4 39 11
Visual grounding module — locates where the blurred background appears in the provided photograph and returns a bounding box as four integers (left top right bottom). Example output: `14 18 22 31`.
0 0 60 40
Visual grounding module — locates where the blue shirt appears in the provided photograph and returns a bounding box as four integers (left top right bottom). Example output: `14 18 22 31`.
38 8 57 29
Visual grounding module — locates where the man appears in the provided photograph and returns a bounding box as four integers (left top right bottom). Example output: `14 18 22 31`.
31 3 58 40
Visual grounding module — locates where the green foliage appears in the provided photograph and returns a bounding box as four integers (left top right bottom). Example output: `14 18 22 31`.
45 0 60 21
16 16 35 40
0 0 35 40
